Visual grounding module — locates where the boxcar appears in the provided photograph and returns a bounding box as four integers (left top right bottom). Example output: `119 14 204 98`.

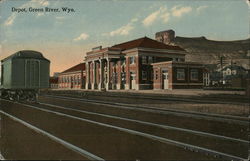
0 50 50 101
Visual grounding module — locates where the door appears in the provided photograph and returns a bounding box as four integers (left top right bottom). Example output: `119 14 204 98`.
25 60 40 88
130 72 136 89
162 71 168 89
70 76 73 88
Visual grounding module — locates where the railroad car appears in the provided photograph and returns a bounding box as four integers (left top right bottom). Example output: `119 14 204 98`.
0 50 50 101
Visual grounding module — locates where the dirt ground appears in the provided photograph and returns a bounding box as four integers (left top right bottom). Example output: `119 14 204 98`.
46 89 249 116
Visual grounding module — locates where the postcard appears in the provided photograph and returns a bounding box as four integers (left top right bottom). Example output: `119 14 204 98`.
0 0 249 160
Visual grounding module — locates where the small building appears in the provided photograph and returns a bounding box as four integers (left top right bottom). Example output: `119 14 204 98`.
221 65 248 77
58 63 86 89
152 61 203 90
219 65 248 87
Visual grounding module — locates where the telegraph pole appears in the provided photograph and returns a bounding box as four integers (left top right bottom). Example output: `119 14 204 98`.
219 56 225 86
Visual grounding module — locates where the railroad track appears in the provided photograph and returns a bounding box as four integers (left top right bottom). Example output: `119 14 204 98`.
0 98 248 160
43 94 249 125
0 152 4 160
46 91 249 105
0 110 104 160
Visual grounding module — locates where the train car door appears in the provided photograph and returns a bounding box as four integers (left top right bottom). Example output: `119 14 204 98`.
162 70 168 89
130 72 136 90
25 60 40 88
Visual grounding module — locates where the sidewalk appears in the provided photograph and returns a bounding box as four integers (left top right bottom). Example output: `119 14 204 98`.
109 89 245 96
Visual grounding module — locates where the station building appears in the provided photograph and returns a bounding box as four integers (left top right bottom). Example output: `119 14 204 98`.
58 63 85 89
84 36 202 90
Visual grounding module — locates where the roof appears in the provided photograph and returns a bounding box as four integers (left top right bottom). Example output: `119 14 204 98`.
61 63 85 73
152 61 202 66
222 65 246 71
1 50 49 62
112 37 185 51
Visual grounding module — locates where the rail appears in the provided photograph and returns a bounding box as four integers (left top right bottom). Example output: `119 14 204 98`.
2 100 245 161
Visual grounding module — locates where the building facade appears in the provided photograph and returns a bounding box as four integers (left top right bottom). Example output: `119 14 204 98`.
49 77 58 89
58 63 85 89
152 61 203 89
84 37 187 90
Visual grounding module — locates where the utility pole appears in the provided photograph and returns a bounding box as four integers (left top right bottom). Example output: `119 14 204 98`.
218 56 225 86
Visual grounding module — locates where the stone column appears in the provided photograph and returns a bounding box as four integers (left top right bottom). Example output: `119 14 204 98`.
125 57 130 89
99 59 104 90
85 62 90 89
117 60 121 90
92 61 97 90
136 56 140 90
106 58 111 90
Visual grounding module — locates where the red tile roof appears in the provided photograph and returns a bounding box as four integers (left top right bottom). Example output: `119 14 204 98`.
112 36 185 51
62 63 85 73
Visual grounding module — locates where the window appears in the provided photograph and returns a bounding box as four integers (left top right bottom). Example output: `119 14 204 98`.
121 59 126 66
155 71 158 80
78 75 81 85
129 56 135 64
177 69 185 80
148 56 153 64
150 69 154 81
190 69 198 80
142 56 147 64
142 71 147 80
173 58 179 62
121 72 126 83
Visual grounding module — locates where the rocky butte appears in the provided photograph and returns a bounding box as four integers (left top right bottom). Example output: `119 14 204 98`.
155 30 250 69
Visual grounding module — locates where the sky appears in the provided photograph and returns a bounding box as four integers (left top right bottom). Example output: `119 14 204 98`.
0 0 249 76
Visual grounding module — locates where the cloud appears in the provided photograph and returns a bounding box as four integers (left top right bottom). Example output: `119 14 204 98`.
196 5 208 13
142 7 170 26
143 10 160 26
31 0 49 6
55 16 65 20
103 23 134 37
103 17 137 37
73 33 89 41
246 0 250 7
4 14 17 26
0 0 6 4
160 12 170 23
171 6 192 17
37 12 45 17
131 18 138 22
110 23 133 36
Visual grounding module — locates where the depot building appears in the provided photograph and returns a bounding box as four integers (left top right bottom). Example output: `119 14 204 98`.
83 36 203 90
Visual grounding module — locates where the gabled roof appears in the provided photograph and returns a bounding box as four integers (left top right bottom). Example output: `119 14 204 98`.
222 65 246 71
61 63 85 73
112 37 185 51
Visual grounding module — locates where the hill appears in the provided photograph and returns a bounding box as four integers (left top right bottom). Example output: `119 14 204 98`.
172 36 250 69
